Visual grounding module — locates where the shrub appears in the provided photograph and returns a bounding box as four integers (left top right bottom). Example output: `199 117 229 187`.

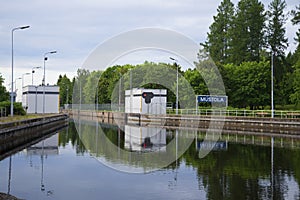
0 101 26 116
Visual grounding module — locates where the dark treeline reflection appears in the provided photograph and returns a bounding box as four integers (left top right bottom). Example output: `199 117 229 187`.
58 122 300 199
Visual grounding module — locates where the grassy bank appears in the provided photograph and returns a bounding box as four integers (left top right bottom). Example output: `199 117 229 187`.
0 114 55 123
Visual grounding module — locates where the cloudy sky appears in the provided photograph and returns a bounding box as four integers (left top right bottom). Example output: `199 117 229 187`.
0 0 299 95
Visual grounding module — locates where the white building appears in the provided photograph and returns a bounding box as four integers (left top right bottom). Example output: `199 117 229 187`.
23 85 60 114
125 88 167 115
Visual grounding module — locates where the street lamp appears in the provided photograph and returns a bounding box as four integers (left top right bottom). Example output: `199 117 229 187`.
43 50 57 114
11 25 30 116
14 77 22 92
170 57 179 115
271 51 274 118
32 66 41 85
22 73 30 104
22 73 30 90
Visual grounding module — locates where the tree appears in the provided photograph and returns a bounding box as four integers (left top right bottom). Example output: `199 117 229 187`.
184 68 208 95
0 73 9 102
224 61 270 109
97 65 126 104
267 0 289 105
290 63 300 107
230 0 266 65
267 0 288 58
204 0 235 64
290 4 300 107
83 70 102 104
72 68 90 106
57 74 72 106
291 4 300 43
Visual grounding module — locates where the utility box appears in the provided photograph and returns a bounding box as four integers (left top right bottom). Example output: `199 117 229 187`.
23 85 60 114
125 88 167 114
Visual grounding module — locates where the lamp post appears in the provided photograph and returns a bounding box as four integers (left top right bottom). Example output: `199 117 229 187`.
32 66 41 85
43 51 57 114
271 52 274 118
22 73 30 104
170 57 179 115
14 77 22 103
22 73 30 90
14 77 22 93
66 87 69 108
11 25 30 116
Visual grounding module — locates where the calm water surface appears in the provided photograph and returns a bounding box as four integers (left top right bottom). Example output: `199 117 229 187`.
1 121 300 200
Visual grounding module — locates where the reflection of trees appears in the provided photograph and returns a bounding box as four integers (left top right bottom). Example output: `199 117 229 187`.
58 122 300 198
182 139 300 199
58 122 86 155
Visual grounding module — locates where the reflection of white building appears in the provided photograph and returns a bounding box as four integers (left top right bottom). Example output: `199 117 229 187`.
23 85 59 114
124 125 166 152
125 88 167 114
26 134 59 155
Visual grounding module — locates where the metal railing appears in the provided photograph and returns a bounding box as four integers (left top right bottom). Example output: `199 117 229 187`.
66 104 300 119
171 109 300 119
0 107 7 118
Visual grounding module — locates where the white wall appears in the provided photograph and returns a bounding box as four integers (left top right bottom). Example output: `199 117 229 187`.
125 88 167 115
23 85 60 114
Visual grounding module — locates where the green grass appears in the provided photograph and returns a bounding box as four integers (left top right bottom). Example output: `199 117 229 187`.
0 114 54 123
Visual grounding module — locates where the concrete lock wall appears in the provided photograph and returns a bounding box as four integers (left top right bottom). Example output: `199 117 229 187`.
23 85 60 114
125 88 167 115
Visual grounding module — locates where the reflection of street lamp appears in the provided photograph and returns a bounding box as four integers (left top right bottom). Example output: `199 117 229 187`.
271 137 274 198
169 57 179 115
11 25 30 116
32 66 41 85
43 51 57 114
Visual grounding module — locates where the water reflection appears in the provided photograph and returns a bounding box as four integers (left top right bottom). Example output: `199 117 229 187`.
124 125 166 152
26 135 59 196
1 122 300 199
69 120 300 199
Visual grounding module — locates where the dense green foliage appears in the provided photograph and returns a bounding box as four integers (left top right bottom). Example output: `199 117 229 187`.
0 73 9 102
57 74 73 106
224 61 271 109
231 0 266 64
0 101 26 116
203 0 235 64
203 0 300 108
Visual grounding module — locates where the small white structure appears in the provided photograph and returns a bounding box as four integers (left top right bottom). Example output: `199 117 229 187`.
124 125 166 152
23 85 60 114
125 88 167 114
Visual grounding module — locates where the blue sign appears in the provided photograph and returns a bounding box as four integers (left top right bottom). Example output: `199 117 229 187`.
197 95 227 104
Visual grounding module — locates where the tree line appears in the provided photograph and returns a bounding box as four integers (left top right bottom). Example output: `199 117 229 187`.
203 0 300 109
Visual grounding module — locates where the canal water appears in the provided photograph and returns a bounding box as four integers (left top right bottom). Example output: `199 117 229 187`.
1 121 300 200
